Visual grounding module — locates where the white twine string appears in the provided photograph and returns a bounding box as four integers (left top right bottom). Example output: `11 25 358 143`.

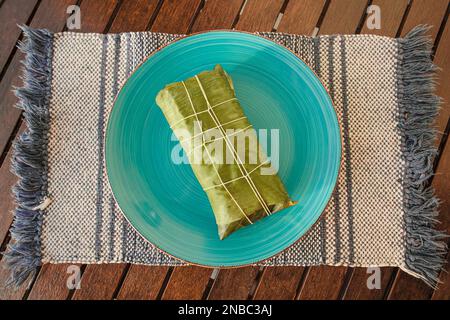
195 75 272 216
178 116 247 145
203 159 271 191
181 81 253 224
169 97 237 129
185 124 253 157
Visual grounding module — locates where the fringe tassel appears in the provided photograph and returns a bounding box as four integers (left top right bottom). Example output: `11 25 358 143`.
398 25 448 288
3 26 53 287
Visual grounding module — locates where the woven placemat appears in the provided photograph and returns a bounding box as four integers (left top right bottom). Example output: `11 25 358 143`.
5 26 447 287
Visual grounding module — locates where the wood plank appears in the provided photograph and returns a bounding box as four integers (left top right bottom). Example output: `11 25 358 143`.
296 0 369 300
0 0 78 301
0 124 24 244
0 259 31 300
161 266 212 300
78 0 119 33
387 272 433 300
400 0 448 39
72 264 128 300
434 16 450 141
234 0 285 31
0 0 78 163
207 267 260 300
431 113 450 300
116 266 169 300
0 125 26 299
343 267 395 300
151 0 203 33
27 264 78 300
0 129 23 301
318 0 368 34
0 0 38 75
192 0 291 300
52 0 165 300
191 0 245 32
432 251 450 299
112 0 211 300
253 267 306 300
23 0 121 300
277 0 327 35
430 49 450 298
297 266 347 299
359 0 409 37
342 0 409 299
386 0 449 300
109 0 160 33
250 0 328 300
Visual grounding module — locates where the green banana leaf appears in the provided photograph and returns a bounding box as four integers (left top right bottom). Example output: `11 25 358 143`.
156 65 296 239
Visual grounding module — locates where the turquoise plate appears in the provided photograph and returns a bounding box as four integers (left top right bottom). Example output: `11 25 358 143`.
106 31 341 267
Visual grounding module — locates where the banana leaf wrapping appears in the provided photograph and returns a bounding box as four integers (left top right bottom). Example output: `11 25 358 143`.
156 65 296 239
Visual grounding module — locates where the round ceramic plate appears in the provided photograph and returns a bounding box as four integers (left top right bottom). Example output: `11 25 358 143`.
106 31 341 267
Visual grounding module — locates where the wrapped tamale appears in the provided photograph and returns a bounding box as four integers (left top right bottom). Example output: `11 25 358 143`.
156 65 296 239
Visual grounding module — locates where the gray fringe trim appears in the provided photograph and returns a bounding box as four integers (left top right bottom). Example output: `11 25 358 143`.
398 25 447 288
3 26 53 287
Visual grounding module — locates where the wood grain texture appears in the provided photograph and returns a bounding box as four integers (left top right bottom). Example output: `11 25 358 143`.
0 0 77 159
400 0 448 39
78 0 119 33
234 0 285 31
0 161 30 303
0 0 78 301
22 0 125 301
434 17 450 140
318 0 368 34
253 267 306 300
191 0 245 32
151 0 203 33
0 0 38 75
161 266 212 300
430 46 450 298
0 0 448 301
343 267 395 300
0 258 31 300
277 0 327 35
297 266 347 300
207 267 260 300
27 264 79 300
429 9 449 230
116 266 169 300
124 0 217 300
109 0 160 33
249 0 327 300
386 0 449 300
57 0 168 300
0 124 24 245
72 264 128 300
295 0 369 300
360 0 409 37
431 118 450 300
193 1 293 300
432 251 450 299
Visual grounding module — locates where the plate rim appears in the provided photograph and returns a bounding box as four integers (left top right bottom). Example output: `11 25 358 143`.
105 29 343 268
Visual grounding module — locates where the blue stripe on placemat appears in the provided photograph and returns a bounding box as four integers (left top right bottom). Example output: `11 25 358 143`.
95 35 109 260
327 36 342 264
339 36 355 264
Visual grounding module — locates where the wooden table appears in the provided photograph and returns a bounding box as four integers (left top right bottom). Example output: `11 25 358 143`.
0 0 449 300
